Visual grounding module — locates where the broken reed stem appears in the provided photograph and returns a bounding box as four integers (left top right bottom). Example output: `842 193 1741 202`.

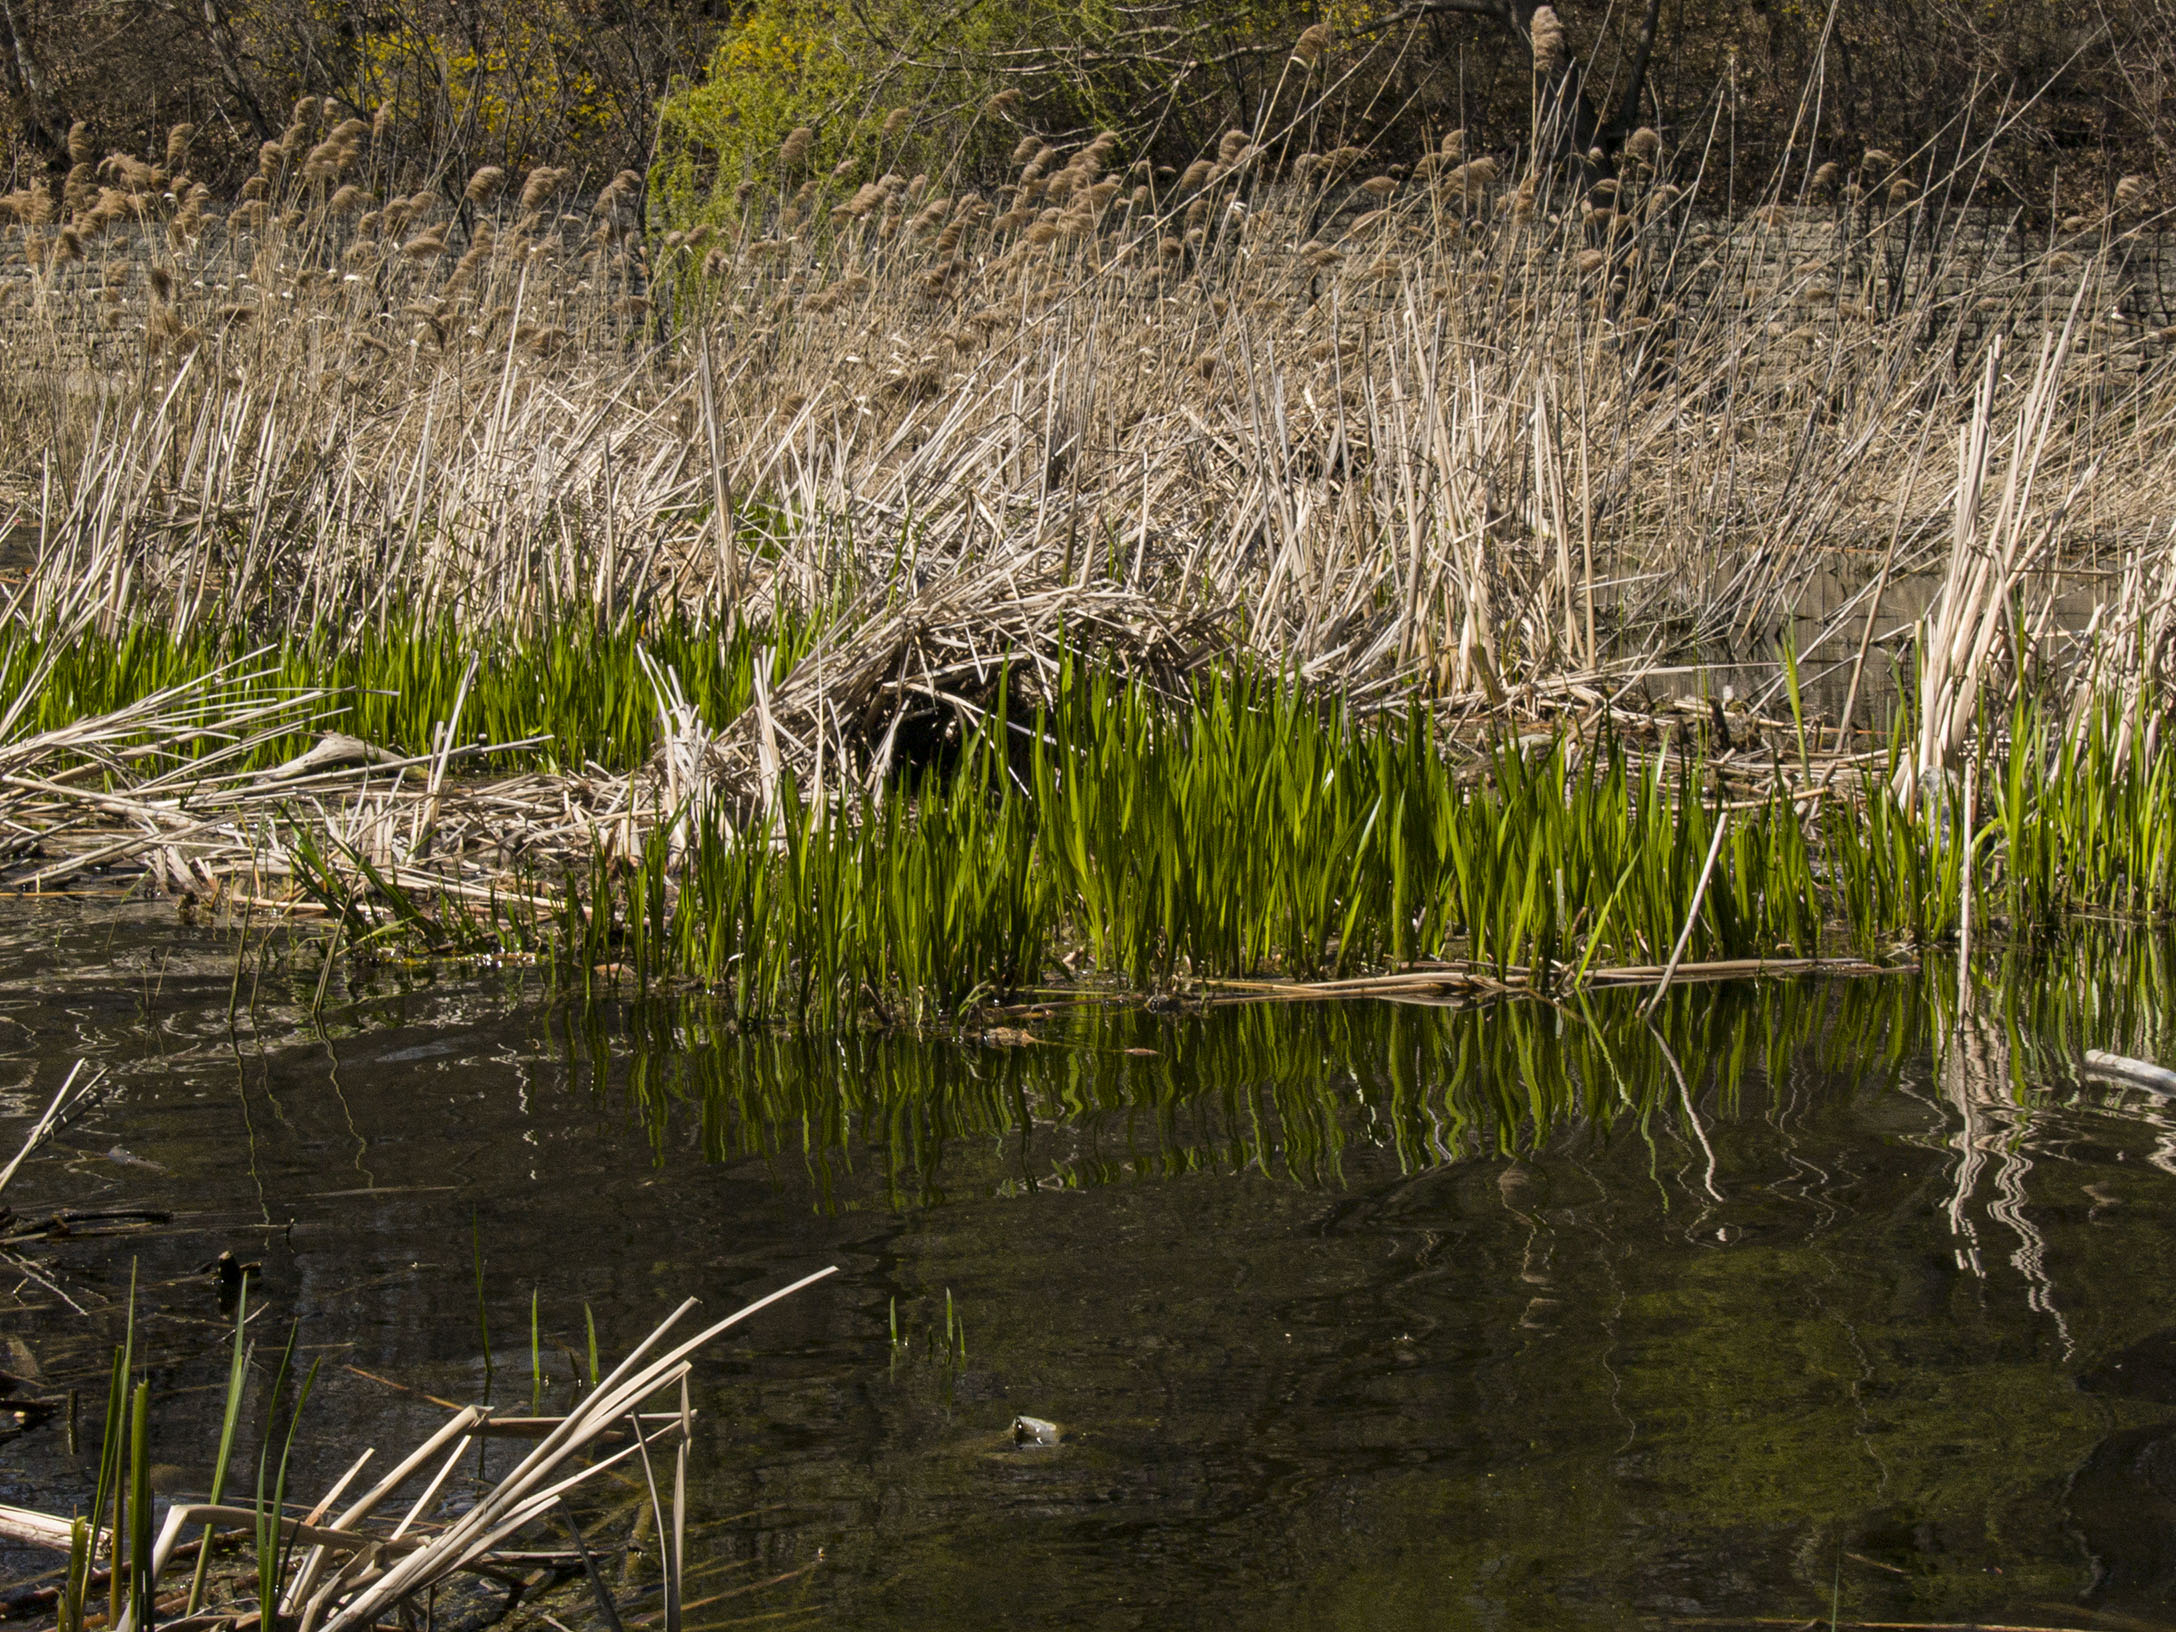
1645 806 1730 1017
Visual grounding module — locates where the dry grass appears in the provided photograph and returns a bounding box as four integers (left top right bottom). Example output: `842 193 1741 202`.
8 109 2168 682
4 99 2175 945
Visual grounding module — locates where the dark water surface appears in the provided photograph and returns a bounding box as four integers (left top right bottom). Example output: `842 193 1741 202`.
8 902 2176 1629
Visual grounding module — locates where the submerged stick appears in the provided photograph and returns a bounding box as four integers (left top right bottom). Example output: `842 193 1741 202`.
2081 1049 2176 1094
1199 956 1904 1005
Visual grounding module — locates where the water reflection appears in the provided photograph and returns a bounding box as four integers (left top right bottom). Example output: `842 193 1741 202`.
9 910 2176 1627
577 974 1926 1203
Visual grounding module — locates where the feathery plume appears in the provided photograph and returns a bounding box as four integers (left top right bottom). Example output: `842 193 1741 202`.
519 166 567 210
1530 7 1566 78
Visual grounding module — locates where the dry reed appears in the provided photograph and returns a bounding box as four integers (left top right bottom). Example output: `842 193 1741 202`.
1 89 2173 941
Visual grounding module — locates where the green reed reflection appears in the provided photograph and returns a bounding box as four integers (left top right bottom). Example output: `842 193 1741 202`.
525 940 2176 1205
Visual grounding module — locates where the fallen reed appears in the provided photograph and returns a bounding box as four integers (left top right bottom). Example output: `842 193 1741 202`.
6 1265 838 1632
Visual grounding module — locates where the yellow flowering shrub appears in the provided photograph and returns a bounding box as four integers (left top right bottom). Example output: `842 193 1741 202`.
654 1 867 222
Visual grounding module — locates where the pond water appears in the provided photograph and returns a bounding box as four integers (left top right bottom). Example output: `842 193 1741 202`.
6 902 2176 1630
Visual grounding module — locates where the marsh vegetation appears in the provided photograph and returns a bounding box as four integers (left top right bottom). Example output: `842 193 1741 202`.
8 8 2176 1627
4 48 2176 1008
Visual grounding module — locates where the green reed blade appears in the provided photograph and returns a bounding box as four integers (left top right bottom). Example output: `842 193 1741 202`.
186 1283 251 1614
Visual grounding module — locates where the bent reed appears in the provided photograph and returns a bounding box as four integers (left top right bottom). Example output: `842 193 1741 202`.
4 78 2176 1015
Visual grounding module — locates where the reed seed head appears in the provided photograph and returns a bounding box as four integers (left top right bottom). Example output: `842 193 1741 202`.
303 134 357 183
1530 7 1566 78
520 167 568 211
168 186 205 244
1293 22 1329 65
102 153 157 194
144 302 188 360
62 161 93 218
465 166 507 205
984 89 1024 117
1218 129 1252 164
2116 173 2150 214
779 127 814 169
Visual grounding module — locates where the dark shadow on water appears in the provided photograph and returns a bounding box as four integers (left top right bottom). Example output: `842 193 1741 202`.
9 904 2176 1628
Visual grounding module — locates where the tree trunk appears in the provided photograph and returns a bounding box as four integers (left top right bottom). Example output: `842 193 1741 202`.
0 0 68 168
192 0 274 142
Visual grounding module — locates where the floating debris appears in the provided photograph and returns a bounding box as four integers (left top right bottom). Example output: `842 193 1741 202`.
1011 1414 1062 1446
